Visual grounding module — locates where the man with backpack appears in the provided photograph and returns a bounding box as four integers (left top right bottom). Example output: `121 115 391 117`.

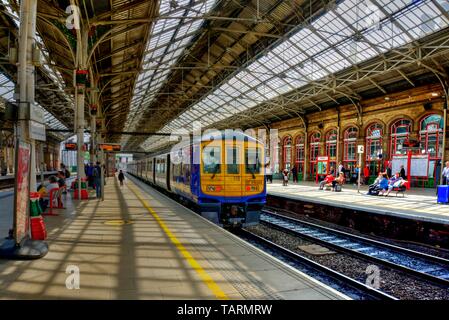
93 162 102 199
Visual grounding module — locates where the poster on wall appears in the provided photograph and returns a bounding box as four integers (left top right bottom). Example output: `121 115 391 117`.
13 140 31 244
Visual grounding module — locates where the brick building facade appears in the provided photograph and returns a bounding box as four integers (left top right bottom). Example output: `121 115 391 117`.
265 84 447 185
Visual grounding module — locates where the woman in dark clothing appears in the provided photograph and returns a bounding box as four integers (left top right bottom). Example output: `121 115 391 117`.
400 165 406 180
118 170 125 187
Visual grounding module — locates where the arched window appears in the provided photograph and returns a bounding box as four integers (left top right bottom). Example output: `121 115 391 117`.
366 123 383 176
309 132 321 175
420 114 443 178
344 127 358 169
390 119 412 156
325 129 338 159
420 114 443 159
295 135 305 174
326 129 338 170
282 136 292 170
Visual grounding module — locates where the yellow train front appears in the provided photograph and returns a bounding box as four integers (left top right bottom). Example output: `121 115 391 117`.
195 132 266 227
128 131 266 228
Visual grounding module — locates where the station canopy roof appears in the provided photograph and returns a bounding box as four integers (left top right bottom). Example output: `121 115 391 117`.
0 0 448 150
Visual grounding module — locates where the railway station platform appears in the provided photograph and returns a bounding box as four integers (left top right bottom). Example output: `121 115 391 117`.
0 176 347 300
266 181 449 248
267 181 448 224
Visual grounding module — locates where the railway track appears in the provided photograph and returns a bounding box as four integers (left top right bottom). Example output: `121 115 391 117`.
260 209 449 287
0 172 59 190
237 228 397 300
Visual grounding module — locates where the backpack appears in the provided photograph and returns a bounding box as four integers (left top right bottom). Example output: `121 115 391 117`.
93 167 99 178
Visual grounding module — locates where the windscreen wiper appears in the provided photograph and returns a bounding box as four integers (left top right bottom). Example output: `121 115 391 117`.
211 164 219 179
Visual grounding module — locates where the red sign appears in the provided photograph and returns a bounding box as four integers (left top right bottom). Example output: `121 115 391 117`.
65 143 77 150
14 140 31 244
99 143 121 152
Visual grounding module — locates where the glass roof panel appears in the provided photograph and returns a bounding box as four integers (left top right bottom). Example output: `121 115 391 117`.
125 0 218 132
141 0 449 151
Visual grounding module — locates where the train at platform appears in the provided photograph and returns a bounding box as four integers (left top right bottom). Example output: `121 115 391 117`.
127 131 266 227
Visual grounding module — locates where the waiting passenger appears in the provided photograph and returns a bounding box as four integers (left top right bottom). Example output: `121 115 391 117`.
384 172 404 197
377 174 390 196
400 165 406 180
282 169 289 186
332 172 345 191
57 171 66 188
37 176 60 210
367 173 383 195
443 161 449 185
319 173 335 190
265 166 273 184
118 170 125 187
291 166 298 183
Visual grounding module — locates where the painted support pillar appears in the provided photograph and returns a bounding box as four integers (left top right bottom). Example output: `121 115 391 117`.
304 130 308 181
440 92 448 185
27 0 37 191
74 29 89 199
89 77 98 164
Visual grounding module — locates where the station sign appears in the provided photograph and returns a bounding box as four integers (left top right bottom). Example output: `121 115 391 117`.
65 143 77 151
99 143 121 152
28 103 46 142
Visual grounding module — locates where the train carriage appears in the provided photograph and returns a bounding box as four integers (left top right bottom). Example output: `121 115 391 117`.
128 131 266 227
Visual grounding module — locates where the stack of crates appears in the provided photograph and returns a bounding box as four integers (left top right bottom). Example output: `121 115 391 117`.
73 178 89 200
30 192 47 240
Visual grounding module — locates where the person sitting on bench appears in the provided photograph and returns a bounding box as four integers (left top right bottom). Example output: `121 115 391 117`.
37 176 60 211
368 173 383 195
332 172 345 191
384 172 403 197
319 173 335 190
376 174 389 196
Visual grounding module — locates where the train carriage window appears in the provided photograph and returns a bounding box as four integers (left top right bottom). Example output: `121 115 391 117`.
203 146 221 174
245 148 262 175
226 147 240 174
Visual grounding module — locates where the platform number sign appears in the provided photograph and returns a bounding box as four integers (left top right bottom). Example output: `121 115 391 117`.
357 145 364 154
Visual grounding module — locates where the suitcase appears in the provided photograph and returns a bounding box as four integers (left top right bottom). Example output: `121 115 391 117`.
437 185 449 204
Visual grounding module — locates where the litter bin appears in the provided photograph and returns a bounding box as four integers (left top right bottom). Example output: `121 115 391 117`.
437 185 449 204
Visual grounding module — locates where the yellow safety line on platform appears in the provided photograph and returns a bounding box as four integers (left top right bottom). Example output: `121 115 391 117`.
127 182 229 300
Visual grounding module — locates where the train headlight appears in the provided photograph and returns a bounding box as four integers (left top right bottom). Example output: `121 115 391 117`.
245 185 257 192
207 185 222 192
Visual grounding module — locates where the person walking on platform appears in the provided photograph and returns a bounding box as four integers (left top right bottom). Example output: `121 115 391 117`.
291 166 298 183
93 162 102 199
118 170 125 187
442 161 449 185
265 166 273 184
86 162 94 188
282 168 289 186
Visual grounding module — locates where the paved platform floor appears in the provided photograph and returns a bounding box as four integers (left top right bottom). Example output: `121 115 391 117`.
267 181 449 224
0 176 347 300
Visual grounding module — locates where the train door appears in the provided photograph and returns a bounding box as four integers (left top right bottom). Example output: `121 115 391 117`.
166 154 171 191
152 157 156 184
200 140 224 197
224 138 242 198
243 139 265 194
